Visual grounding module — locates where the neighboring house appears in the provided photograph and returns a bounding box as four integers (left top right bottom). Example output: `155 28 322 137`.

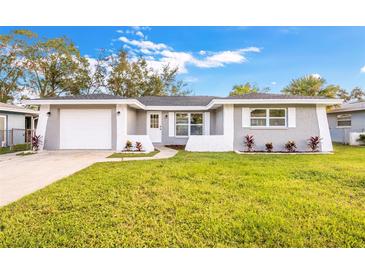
0 102 39 147
25 93 341 152
327 101 365 144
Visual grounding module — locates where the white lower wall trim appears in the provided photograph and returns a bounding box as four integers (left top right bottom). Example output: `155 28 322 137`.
125 135 154 152
349 132 364 146
185 135 233 152
316 105 333 152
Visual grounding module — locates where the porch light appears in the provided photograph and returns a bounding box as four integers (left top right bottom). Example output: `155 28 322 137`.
117 111 121 115
47 111 51 116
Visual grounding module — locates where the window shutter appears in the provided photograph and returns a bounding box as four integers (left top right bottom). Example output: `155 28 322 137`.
288 107 296 128
168 112 175 137
242 107 250 127
204 112 210 135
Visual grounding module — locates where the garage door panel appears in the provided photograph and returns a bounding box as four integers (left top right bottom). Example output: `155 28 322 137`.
60 109 112 149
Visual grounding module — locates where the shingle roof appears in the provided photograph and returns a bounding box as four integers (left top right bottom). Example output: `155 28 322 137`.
327 101 365 113
136 96 219 106
32 94 126 100
29 93 332 106
226 93 329 99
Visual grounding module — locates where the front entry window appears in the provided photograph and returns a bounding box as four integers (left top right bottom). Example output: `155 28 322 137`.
175 113 203 136
150 114 159 128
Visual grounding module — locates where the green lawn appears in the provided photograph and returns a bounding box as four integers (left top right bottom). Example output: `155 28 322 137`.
107 149 159 158
0 144 31 155
0 144 364 247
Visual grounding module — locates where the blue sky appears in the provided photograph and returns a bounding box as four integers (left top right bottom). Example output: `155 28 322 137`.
1 26 365 96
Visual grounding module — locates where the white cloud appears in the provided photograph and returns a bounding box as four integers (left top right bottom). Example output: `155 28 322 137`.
131 26 151 31
117 34 260 74
311 73 321 79
118 36 168 51
271 81 277 85
198 50 246 67
184 76 198 83
135 31 144 38
360 66 365 73
239 47 261 53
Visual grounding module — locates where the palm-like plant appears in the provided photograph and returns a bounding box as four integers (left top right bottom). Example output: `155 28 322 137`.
244 135 255 152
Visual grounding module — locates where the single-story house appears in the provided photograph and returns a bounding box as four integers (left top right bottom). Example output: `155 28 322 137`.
0 102 38 147
327 101 365 144
25 93 341 152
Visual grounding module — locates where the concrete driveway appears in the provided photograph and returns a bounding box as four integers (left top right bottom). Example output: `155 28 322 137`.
0 150 112 207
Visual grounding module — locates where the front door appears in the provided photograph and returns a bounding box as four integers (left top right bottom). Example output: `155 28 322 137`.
147 112 162 143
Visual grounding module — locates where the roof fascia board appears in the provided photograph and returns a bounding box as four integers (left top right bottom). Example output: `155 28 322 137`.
0 108 38 115
24 99 145 108
207 98 343 108
24 98 343 110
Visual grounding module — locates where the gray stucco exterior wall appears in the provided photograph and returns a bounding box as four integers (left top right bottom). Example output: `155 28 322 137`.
135 110 147 135
127 106 137 135
214 106 224 135
233 105 320 151
327 110 365 143
0 111 26 145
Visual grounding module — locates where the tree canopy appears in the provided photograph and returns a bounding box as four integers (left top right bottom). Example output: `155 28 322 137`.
229 82 269 96
0 29 191 103
281 75 349 99
282 75 364 101
107 51 190 97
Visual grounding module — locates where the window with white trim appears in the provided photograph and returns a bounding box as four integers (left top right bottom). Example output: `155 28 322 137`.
336 114 351 127
175 113 203 136
250 108 286 127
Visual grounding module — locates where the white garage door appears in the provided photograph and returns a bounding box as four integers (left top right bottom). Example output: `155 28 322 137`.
60 109 112 149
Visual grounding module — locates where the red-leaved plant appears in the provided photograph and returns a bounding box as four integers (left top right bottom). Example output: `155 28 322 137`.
244 135 255 152
284 140 297 152
265 142 273 152
308 136 322 152
136 142 143 151
32 135 42 151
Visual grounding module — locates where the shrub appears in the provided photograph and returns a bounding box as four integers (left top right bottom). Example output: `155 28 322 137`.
125 140 133 151
308 136 322 151
285 140 297 152
357 134 365 145
265 142 273 152
136 142 143 151
244 135 255 152
32 135 42 151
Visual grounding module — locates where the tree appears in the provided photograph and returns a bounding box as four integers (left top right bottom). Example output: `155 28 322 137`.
336 88 351 102
229 82 259 96
350 87 365 101
282 75 344 98
83 49 109 94
0 30 36 103
22 36 91 98
107 50 190 97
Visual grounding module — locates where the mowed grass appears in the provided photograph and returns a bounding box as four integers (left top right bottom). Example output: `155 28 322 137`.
0 145 364 247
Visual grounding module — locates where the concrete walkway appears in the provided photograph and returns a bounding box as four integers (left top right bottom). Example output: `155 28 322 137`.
0 146 177 207
100 146 178 162
0 150 111 206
